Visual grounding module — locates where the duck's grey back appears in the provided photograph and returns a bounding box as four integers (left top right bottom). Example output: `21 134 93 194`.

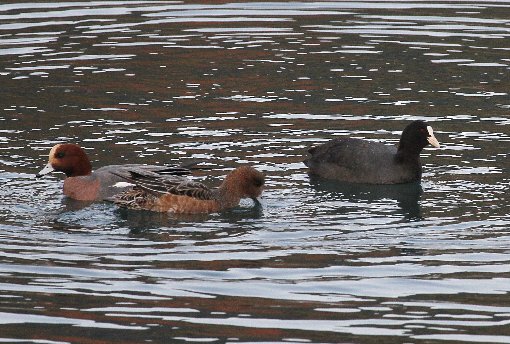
94 164 191 200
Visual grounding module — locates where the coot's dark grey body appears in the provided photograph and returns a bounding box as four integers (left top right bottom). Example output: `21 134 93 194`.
304 121 440 184
305 138 421 184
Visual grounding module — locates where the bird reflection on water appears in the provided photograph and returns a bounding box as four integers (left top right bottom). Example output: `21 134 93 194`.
309 177 423 220
115 199 264 233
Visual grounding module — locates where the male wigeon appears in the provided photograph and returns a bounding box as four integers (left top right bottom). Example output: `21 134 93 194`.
304 120 440 184
36 143 192 201
112 166 265 214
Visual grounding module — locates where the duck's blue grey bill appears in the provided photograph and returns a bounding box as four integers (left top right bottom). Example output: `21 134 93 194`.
36 163 54 178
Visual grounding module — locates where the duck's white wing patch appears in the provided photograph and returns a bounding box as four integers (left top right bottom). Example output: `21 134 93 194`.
113 181 135 188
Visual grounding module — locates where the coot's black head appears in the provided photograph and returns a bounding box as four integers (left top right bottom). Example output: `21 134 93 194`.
398 120 440 156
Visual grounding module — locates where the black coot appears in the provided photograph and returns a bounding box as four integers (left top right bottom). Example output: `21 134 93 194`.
304 120 440 184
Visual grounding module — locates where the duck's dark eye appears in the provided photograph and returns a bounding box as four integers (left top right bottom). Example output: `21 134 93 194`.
55 152 65 159
253 176 265 187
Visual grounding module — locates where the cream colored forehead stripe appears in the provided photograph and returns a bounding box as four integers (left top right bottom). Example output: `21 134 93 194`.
48 144 61 158
427 126 434 136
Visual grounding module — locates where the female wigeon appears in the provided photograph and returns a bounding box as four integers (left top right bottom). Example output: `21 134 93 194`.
36 143 191 201
304 120 440 184
112 166 265 214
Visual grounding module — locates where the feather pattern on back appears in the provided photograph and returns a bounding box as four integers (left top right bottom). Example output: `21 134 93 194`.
111 170 214 200
114 187 158 210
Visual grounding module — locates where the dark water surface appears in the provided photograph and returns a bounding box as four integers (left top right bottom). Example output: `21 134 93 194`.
1 1 509 343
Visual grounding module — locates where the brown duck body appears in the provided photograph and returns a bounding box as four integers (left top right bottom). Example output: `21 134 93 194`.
113 166 265 214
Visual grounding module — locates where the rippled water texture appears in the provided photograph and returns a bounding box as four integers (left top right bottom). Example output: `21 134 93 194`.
1 1 509 343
